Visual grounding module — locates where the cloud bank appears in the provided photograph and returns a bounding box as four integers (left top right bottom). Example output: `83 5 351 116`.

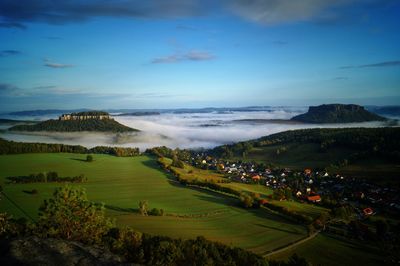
1 109 395 150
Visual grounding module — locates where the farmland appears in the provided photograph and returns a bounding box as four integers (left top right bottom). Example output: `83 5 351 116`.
0 153 307 254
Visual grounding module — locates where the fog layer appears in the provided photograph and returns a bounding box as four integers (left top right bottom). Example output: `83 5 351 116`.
1 108 397 150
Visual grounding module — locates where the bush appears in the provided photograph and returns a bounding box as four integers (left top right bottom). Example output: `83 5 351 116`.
171 157 185 169
148 208 165 216
240 193 254 208
37 185 113 244
86 155 93 162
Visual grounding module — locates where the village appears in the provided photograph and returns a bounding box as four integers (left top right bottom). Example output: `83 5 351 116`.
186 152 400 223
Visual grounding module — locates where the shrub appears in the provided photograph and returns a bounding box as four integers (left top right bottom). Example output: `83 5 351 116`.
171 157 185 169
148 208 165 216
37 185 113 244
86 155 93 162
240 193 254 208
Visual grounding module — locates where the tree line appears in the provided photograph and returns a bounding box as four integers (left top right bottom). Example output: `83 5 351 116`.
6 171 86 184
0 138 140 157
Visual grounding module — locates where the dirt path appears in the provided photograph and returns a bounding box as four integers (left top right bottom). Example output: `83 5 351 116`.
263 231 320 257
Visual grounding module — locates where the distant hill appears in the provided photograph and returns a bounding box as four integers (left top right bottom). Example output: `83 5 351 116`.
116 111 160 116
0 119 38 125
8 111 138 132
366 106 400 117
291 104 386 123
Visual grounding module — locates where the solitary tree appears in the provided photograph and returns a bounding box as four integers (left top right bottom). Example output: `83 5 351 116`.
138 200 148 216
37 185 113 244
86 155 93 162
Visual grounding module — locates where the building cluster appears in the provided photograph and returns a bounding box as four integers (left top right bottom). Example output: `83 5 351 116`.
188 153 400 218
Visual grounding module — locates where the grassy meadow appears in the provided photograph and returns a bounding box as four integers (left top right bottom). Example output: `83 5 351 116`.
0 153 306 254
269 233 386 266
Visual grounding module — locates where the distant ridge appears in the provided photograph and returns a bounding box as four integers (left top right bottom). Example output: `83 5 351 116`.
291 104 387 123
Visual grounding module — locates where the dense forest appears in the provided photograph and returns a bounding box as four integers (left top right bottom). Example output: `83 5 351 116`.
212 127 400 162
8 118 137 132
0 138 140 157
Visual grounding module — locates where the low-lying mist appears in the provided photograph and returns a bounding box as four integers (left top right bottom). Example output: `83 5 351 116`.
1 109 397 150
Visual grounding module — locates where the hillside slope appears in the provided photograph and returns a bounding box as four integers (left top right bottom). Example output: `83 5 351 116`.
8 118 138 132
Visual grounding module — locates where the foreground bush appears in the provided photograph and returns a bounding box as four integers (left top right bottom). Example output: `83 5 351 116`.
37 185 113 244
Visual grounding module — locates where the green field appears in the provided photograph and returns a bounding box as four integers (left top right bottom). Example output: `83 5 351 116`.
269 233 386 266
161 157 328 220
0 153 307 254
269 200 329 220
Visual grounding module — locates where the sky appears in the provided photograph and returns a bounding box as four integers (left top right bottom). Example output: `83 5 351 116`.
0 0 399 112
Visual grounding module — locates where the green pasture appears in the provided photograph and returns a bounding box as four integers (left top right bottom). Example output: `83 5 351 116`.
269 233 386 266
270 200 329 219
0 153 306 254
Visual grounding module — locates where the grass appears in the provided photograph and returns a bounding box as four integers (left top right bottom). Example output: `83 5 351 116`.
0 153 307 254
269 233 386 266
269 200 329 220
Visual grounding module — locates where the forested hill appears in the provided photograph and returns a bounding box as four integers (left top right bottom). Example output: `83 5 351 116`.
211 127 400 161
8 118 138 132
291 104 386 123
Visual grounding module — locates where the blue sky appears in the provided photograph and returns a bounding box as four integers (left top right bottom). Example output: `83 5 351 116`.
0 0 399 111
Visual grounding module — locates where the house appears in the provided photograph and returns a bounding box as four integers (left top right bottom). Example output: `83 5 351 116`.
363 207 374 216
307 195 321 203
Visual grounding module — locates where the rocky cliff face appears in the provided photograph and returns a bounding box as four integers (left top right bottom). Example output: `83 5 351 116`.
0 236 132 266
291 104 387 123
